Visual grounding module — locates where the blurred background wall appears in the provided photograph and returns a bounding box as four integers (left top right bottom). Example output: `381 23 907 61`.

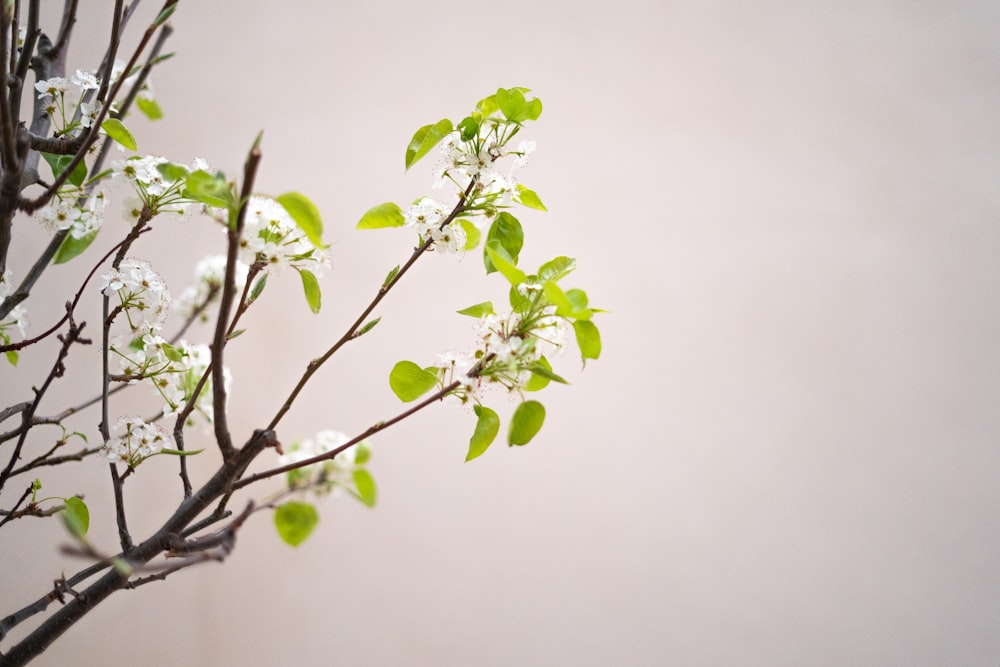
2 0 999 664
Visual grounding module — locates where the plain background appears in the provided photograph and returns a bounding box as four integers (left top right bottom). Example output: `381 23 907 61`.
2 1 999 664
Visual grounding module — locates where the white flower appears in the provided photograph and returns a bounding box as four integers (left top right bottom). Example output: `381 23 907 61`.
34 77 69 99
239 195 328 274
78 100 101 128
513 140 536 168
101 258 172 330
102 416 172 467
70 70 99 91
176 254 248 319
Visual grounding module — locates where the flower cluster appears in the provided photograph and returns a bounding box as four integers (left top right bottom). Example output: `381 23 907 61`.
437 307 570 402
101 258 172 331
176 254 249 321
102 416 173 467
239 195 329 274
34 70 102 137
279 430 373 500
35 190 106 240
112 155 211 217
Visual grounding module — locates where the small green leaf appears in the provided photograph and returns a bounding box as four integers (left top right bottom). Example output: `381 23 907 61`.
458 219 481 250
483 212 523 273
525 356 553 392
274 501 319 547
5 350 18 366
357 202 405 229
389 360 439 402
101 118 137 151
277 192 323 248
161 342 184 362
542 281 591 319
154 3 178 25
354 440 372 465
526 359 568 388
509 284 531 313
298 269 321 314
185 170 234 210
136 96 163 120
382 265 400 289
357 317 381 336
352 469 377 507
405 118 453 170
227 329 246 340
41 152 87 187
456 301 494 317
514 184 547 211
509 400 545 446
53 229 98 264
485 246 525 286
574 320 601 361
156 161 189 182
496 88 543 123
476 94 499 117
62 497 89 538
250 273 268 301
538 256 576 283
467 405 500 461
159 448 205 456
457 116 479 141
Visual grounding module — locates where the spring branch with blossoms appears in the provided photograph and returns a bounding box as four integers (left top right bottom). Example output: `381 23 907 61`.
0 3 602 665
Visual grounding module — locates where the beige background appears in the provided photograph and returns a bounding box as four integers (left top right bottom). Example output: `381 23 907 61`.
2 0 999 664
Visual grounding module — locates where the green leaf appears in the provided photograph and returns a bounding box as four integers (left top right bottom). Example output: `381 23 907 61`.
62 497 89 538
53 229 98 264
475 94 499 117
524 356 553 391
514 184 547 211
41 152 87 187
250 273 268 301
101 118 137 151
352 469 377 507
456 301 494 318
5 350 17 366
405 118 453 170
458 219 481 250
156 161 189 182
527 359 568 387
538 256 576 283
389 360 439 402
457 116 479 141
154 3 178 25
382 265 400 289
161 342 184 362
185 170 234 210
136 96 163 120
353 440 372 465
357 202 405 229
298 269 321 314
357 317 381 336
574 320 601 361
467 405 500 461
159 448 205 456
277 192 324 248
542 281 592 319
509 284 531 313
508 400 545 446
274 501 319 547
485 246 525 286
496 88 543 123
227 329 246 340
483 212 523 273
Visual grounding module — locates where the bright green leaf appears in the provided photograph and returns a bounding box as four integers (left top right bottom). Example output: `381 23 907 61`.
456 301 494 317
185 170 234 210
159 448 205 457
154 3 178 25
476 94 499 117
354 440 372 465
574 320 601 361
274 501 319 547
352 469 377 507
298 269 321 314
458 116 479 141
496 88 543 123
357 202 405 229
250 273 268 301
483 212 523 273
62 497 89 538
5 350 17 366
161 342 184 362
357 317 381 336
514 184 547 211
527 359 569 387
156 161 189 182
382 265 400 289
53 229 98 264
41 152 87 187
405 118 453 170
485 246 525 286
459 219 481 250
509 284 531 313
538 256 576 283
277 192 324 248
509 400 545 446
525 356 553 392
389 360 439 402
101 118 137 151
136 96 163 120
467 405 500 461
